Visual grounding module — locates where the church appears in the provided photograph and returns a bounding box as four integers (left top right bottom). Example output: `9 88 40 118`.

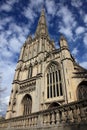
5 9 87 119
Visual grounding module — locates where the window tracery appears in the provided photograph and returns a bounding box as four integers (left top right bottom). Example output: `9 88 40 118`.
47 63 63 98
22 94 32 115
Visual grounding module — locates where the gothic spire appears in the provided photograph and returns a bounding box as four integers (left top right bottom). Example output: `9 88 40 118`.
35 9 49 39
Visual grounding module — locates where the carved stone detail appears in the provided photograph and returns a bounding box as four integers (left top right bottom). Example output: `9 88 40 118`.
19 81 36 94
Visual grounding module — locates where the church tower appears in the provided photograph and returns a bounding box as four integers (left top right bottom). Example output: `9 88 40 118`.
6 9 87 119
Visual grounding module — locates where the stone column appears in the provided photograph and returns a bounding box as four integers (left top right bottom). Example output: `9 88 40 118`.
61 110 66 123
34 116 38 126
80 107 86 122
51 111 55 125
66 109 73 123
72 107 78 123
55 110 60 125
47 113 50 125
43 114 47 126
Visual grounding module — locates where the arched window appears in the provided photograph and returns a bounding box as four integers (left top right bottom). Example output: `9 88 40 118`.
47 63 63 98
22 94 32 115
77 81 87 100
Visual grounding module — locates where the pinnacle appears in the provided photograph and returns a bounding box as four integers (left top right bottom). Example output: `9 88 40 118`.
41 8 45 16
60 34 66 41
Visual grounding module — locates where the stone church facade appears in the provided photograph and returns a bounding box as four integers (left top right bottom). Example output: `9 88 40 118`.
6 9 87 119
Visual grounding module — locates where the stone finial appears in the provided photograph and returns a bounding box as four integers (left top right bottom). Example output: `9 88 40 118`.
60 34 66 41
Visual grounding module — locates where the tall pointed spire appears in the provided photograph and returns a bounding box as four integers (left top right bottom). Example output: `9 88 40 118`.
35 9 49 39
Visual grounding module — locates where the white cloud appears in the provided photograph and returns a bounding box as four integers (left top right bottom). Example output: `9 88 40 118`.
57 6 77 28
46 0 57 16
0 59 16 107
0 60 16 89
0 0 17 12
57 6 77 40
71 0 83 8
30 0 43 10
0 17 13 28
80 61 87 69
0 59 16 116
23 6 37 22
72 48 79 56
6 0 18 5
83 33 87 46
84 14 87 25
0 4 12 12
0 33 13 59
1 47 13 58
0 20 29 57
59 26 73 39
0 33 8 47
0 96 9 105
10 23 23 33
9 22 29 35
9 37 22 53
75 26 85 35
0 96 10 116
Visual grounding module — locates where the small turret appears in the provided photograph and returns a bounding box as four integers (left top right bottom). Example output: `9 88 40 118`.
59 34 71 61
26 35 32 44
59 35 69 49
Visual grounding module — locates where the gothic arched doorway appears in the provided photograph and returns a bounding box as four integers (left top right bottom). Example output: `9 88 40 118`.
77 81 87 100
22 94 32 115
48 102 60 109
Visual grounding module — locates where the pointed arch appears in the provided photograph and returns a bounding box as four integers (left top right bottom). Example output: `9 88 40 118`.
46 61 63 98
48 102 60 109
22 94 32 115
77 81 87 100
45 61 60 73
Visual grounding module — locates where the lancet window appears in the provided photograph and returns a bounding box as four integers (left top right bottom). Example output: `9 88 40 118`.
47 63 63 98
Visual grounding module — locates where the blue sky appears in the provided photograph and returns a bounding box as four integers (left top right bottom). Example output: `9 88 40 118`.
0 0 87 116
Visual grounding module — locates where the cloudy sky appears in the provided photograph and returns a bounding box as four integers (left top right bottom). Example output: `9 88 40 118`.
0 0 87 116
